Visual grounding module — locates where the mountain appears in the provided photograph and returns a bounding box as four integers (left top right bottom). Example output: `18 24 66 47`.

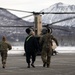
0 8 33 26
41 2 75 27
0 8 33 43
40 3 75 46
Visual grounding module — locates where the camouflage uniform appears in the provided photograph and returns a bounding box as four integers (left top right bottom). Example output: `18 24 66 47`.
0 40 12 68
40 33 53 68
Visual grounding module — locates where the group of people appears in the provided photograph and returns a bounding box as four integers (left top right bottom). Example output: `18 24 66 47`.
0 27 58 69
24 27 58 68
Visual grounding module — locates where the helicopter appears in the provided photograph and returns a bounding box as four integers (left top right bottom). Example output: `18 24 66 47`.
0 7 75 55
0 7 75 35
0 7 75 43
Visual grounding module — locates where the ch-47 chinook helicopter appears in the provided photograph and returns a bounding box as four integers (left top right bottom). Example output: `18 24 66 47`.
1 7 75 55
0 7 75 34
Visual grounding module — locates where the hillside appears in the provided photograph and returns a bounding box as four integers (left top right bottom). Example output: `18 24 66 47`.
0 8 33 42
41 2 75 27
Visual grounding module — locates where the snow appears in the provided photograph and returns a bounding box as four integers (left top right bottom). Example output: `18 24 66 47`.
8 46 75 55
55 46 75 53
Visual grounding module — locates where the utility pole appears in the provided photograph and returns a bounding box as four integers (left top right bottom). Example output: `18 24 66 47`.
34 14 42 36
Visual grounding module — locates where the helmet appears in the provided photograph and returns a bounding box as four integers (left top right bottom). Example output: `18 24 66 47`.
47 27 52 33
41 27 52 35
25 27 34 34
41 27 48 34
25 27 35 35
26 28 31 34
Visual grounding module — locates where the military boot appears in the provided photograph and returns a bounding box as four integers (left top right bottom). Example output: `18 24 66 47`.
2 60 6 68
43 62 46 67
27 63 30 68
2 64 6 68
47 64 50 68
31 62 35 68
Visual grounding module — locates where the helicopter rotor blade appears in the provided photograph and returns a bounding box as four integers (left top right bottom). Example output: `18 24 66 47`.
15 14 33 20
44 16 75 25
40 12 75 14
0 25 33 27
0 7 33 13
1 7 75 14
51 26 70 32
0 24 71 32
20 14 33 19
43 25 71 32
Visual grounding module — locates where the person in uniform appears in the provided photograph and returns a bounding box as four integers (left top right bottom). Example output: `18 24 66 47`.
48 27 58 56
24 28 39 68
40 27 58 68
0 36 12 68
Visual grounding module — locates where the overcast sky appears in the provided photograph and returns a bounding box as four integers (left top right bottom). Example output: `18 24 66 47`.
0 0 75 19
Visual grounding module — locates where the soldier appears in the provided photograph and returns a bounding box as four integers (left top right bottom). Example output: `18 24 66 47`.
40 27 58 68
24 28 39 68
48 27 58 55
0 36 12 68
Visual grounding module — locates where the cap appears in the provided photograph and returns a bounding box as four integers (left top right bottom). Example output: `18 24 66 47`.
2 36 6 41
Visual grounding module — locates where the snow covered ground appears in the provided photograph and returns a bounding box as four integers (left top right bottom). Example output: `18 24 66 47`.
8 46 75 55
8 46 25 55
55 46 75 53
